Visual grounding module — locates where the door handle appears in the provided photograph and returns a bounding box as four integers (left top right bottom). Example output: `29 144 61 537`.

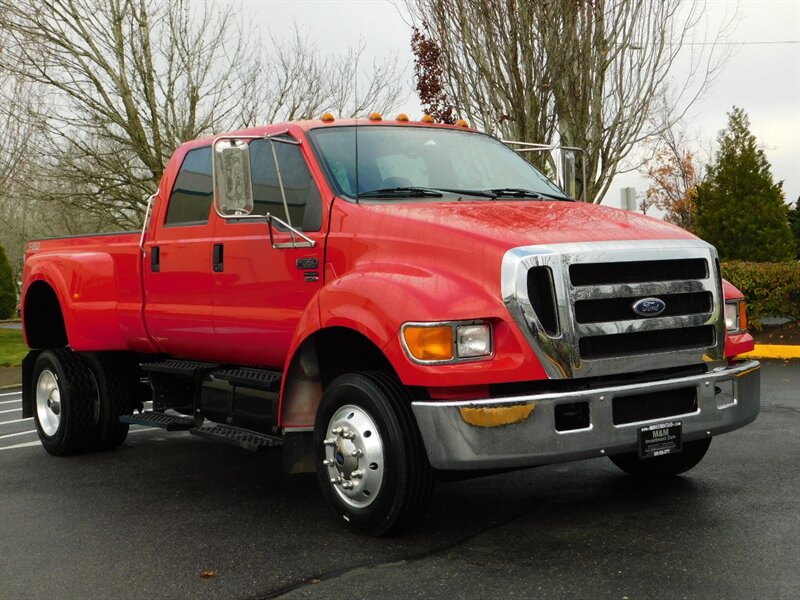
151 246 160 272
213 243 224 272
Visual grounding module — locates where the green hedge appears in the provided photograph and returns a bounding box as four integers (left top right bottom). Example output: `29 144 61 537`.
721 261 800 329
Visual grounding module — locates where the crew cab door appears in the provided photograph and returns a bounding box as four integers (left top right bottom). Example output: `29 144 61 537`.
142 146 218 359
208 135 325 368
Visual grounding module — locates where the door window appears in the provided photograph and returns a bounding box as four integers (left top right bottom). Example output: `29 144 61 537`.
249 140 322 231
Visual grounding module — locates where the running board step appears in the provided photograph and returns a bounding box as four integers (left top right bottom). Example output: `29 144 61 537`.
190 424 283 452
120 411 195 431
212 367 282 389
141 360 218 376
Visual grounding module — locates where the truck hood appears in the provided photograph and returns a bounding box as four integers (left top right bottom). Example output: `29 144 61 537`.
359 200 694 250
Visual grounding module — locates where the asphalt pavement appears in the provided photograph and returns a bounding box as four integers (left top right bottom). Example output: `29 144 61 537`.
1 359 798 600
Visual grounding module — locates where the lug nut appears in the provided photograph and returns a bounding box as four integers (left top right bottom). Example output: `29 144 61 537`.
331 426 343 435
323 438 336 446
322 458 334 466
350 449 364 458
330 477 341 485
350 469 364 479
341 481 354 490
341 430 355 440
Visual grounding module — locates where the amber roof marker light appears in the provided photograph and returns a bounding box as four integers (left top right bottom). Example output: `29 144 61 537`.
321 112 335 123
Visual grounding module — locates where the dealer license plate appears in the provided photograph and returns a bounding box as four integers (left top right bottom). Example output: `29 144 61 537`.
637 421 682 459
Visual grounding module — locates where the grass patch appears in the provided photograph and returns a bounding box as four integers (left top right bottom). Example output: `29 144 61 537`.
0 329 28 367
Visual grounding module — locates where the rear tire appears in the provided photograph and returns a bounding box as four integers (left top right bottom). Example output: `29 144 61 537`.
314 372 434 536
32 349 96 456
609 437 712 477
81 353 132 451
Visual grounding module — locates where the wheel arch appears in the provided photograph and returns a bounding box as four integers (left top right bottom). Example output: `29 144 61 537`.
279 326 396 430
23 279 69 349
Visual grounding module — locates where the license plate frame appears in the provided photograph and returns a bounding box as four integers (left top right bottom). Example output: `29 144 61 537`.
637 420 682 459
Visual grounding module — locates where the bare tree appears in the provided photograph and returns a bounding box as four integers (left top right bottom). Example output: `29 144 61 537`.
402 0 734 202
0 0 406 231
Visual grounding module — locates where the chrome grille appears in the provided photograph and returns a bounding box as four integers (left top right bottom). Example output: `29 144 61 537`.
501 240 726 379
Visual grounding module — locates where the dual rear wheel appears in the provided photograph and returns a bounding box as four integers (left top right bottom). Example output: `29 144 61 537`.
32 349 132 456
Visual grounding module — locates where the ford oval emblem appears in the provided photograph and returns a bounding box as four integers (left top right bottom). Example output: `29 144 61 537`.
632 297 667 317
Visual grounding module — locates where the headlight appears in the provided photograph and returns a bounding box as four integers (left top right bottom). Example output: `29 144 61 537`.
724 300 747 333
456 324 492 358
402 321 492 364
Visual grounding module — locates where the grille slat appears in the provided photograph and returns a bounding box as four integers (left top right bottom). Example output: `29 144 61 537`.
570 258 708 286
578 325 715 360
574 291 712 324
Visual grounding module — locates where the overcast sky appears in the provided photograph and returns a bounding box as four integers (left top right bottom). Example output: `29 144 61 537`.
240 0 799 209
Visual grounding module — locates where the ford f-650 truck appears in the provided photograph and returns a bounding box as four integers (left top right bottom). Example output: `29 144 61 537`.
21 116 760 535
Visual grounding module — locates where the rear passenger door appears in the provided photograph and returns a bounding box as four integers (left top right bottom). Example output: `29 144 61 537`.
209 137 325 369
143 146 218 359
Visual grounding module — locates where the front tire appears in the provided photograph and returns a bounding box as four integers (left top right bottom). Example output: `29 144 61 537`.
32 349 97 456
314 372 434 536
609 437 712 477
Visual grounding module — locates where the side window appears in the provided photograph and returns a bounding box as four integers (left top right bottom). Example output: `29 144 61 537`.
249 140 322 231
165 147 213 226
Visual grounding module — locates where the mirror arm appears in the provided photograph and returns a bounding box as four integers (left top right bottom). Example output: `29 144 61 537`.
268 137 295 243
267 213 316 248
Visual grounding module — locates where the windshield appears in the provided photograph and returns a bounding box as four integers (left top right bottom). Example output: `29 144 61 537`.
308 126 568 200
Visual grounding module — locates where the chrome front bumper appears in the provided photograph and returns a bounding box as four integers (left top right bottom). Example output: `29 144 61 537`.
411 360 760 470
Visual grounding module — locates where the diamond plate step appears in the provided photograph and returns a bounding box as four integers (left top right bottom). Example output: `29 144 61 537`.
212 367 282 390
141 360 218 376
120 411 195 431
190 423 283 452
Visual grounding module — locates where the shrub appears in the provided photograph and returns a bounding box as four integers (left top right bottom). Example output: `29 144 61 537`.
721 261 800 330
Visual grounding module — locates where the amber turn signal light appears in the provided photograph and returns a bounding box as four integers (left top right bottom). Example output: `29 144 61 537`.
402 325 453 361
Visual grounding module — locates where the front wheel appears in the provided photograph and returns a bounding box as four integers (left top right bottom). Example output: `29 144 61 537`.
314 372 434 536
609 437 712 477
32 349 97 456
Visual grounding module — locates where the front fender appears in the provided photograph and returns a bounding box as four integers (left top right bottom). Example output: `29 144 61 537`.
315 264 539 387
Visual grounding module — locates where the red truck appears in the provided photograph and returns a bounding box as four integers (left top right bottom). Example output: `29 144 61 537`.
20 116 760 535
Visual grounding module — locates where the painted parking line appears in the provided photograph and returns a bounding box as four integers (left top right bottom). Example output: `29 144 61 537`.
0 426 158 451
0 399 22 405
0 391 22 398
0 408 21 414
1 441 40 450
0 417 33 425
0 430 36 439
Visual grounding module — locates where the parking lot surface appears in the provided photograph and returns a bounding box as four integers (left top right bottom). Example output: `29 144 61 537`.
1 359 798 599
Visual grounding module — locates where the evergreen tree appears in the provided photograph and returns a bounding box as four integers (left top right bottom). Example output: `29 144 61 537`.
788 197 800 260
695 107 795 262
0 244 17 319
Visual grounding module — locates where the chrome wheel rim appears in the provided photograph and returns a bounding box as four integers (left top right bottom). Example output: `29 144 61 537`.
322 404 384 508
36 369 62 437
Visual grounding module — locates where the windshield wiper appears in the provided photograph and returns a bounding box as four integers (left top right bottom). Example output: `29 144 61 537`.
487 188 571 201
357 186 444 199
